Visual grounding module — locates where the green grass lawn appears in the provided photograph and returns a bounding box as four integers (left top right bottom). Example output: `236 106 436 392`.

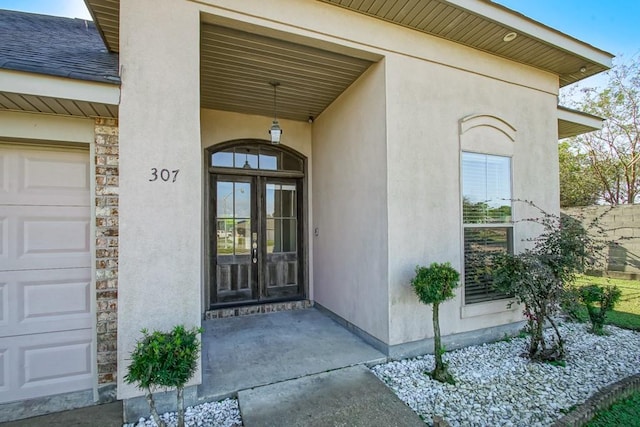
572 276 640 426
586 390 640 427
573 275 640 331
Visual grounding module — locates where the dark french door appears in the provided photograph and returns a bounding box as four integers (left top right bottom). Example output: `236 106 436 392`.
208 142 305 308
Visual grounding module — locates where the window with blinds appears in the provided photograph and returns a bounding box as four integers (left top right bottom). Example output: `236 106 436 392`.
462 152 513 304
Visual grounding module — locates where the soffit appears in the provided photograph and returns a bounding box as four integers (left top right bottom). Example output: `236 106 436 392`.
84 0 120 52
557 106 602 139
0 91 118 118
320 0 612 86
200 24 373 122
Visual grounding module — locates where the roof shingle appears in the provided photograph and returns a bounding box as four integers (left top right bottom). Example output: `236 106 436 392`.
0 9 120 84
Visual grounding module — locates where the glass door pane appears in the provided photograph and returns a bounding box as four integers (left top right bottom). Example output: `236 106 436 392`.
263 180 300 299
213 178 256 304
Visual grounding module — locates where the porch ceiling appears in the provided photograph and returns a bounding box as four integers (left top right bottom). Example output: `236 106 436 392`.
200 24 374 122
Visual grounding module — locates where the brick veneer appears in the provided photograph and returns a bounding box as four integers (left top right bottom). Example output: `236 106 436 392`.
94 118 119 385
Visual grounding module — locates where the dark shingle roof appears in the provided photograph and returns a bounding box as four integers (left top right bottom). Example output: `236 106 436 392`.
0 9 120 84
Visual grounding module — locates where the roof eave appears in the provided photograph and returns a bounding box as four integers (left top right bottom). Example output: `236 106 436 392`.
557 105 603 139
84 0 120 53
83 0 110 51
320 0 613 87
447 0 613 86
451 0 613 65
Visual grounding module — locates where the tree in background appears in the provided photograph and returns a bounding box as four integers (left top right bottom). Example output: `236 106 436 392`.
563 56 640 205
558 141 600 207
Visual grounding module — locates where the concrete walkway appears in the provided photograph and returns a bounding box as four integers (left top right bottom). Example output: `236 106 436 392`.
0 401 122 427
3 308 425 426
239 365 425 427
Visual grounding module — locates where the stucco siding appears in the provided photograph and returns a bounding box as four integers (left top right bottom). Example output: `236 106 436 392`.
117 0 202 399
0 110 94 144
312 60 389 344
200 109 312 159
384 52 559 346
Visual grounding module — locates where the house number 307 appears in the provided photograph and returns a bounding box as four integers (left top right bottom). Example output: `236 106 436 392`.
149 168 180 183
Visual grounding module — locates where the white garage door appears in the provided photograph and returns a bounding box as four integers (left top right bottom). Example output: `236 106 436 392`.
0 144 93 403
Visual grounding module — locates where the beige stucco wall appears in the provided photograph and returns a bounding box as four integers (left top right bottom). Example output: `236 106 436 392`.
117 0 202 399
116 0 563 380
384 52 559 346
312 61 389 344
0 110 94 144
200 109 312 159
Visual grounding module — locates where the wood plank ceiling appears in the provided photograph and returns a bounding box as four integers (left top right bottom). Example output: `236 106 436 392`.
200 25 373 122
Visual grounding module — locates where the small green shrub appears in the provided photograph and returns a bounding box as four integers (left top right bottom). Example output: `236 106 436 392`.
579 285 622 335
491 203 602 362
125 325 203 427
561 286 587 322
411 262 460 384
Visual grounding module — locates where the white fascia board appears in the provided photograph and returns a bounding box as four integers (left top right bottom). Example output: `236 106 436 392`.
557 106 604 130
0 69 120 105
443 0 613 67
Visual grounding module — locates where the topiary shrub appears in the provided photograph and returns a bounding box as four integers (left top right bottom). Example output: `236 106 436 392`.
124 325 203 427
579 285 622 335
411 262 460 384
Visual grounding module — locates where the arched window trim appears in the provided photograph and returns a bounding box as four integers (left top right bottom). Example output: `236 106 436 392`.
459 114 517 142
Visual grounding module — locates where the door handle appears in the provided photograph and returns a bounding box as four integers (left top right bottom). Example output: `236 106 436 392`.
252 242 258 263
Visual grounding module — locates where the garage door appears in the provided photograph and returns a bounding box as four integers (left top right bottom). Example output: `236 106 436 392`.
0 144 93 403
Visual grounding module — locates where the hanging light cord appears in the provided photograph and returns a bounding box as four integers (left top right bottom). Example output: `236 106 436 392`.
270 81 280 121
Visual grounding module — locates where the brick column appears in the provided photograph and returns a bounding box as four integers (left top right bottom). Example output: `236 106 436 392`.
95 118 119 385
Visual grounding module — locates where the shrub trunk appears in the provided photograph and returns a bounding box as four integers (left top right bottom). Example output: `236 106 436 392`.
177 387 185 427
431 303 454 384
145 389 165 427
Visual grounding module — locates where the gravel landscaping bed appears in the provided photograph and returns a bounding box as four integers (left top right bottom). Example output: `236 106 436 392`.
123 398 241 427
371 322 640 426
123 322 639 427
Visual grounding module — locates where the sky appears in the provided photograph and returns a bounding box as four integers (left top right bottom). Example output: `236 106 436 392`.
1 0 638 88
0 0 91 20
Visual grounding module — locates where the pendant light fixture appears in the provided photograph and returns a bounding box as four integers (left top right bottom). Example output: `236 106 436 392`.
243 150 251 169
269 81 282 144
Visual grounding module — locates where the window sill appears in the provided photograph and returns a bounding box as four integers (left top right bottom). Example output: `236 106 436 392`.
461 298 520 319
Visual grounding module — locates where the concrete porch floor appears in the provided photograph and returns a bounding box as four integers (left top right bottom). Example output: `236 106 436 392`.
198 307 387 400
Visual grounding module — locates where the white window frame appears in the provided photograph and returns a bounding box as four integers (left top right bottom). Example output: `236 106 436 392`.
461 151 514 306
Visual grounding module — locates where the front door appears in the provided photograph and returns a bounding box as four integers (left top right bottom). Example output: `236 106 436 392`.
208 142 305 308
